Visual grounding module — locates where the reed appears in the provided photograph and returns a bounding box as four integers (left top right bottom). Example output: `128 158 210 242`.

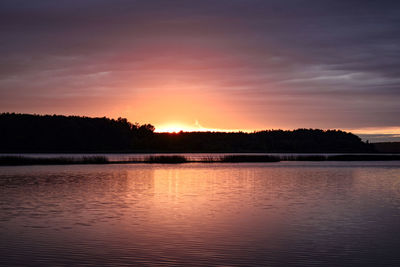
144 155 188 164
0 156 108 166
281 155 327 161
1 154 400 166
220 155 281 163
326 155 400 161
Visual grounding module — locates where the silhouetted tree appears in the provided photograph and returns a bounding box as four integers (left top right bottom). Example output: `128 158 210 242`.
0 113 154 152
0 113 374 153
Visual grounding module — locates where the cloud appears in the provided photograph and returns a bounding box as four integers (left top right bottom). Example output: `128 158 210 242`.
0 0 400 130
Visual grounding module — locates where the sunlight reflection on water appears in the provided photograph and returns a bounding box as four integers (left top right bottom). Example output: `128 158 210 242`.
1 162 400 266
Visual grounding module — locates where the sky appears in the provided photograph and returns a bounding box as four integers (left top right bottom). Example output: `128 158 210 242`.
0 0 399 140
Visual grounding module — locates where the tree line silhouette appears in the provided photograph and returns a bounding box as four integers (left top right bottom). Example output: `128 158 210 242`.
0 113 374 153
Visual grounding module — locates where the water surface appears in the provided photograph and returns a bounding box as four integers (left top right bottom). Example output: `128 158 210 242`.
1 162 400 266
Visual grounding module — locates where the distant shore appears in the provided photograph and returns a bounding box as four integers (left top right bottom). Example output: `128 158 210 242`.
1 113 375 153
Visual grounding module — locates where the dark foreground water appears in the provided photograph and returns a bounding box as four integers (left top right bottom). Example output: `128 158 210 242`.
1 162 400 266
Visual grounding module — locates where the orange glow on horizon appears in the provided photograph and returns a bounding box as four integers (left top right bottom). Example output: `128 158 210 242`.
156 124 400 135
154 122 251 133
348 127 400 135
109 46 266 132
155 123 212 133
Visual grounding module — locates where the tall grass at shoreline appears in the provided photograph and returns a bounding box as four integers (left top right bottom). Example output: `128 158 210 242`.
1 154 400 166
326 155 400 161
144 155 188 164
281 155 327 161
0 156 109 166
218 155 281 163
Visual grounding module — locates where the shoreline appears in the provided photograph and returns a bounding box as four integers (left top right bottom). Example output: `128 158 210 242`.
1 154 400 166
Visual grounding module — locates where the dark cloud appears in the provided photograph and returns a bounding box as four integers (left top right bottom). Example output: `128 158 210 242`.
0 0 400 137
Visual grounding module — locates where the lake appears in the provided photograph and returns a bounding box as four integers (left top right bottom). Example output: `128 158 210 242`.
1 161 400 266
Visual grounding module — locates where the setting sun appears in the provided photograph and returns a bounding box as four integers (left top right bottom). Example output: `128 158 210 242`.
155 122 220 133
154 121 254 133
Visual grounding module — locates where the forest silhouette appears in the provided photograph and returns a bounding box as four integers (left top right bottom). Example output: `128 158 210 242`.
0 113 374 153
